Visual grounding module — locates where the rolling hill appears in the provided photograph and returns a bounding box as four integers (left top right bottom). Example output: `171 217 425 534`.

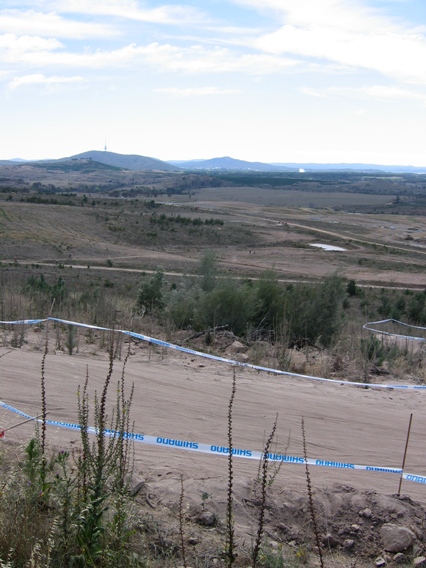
66 151 181 172
168 156 293 172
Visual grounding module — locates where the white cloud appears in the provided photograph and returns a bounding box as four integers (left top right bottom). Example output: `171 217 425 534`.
0 33 62 53
301 84 426 105
354 85 426 101
300 87 327 98
257 25 426 84
47 0 208 25
155 86 240 97
229 0 426 84
0 9 116 38
0 35 300 74
8 72 83 89
139 44 298 74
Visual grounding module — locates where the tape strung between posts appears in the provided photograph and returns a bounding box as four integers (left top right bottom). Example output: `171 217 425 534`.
2 316 426 391
1 399 425 486
363 318 426 342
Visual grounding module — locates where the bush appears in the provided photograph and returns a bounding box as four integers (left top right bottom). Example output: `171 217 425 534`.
346 279 357 297
163 284 203 330
198 250 218 293
136 269 165 315
282 275 346 348
361 334 385 366
250 273 346 348
159 269 346 347
407 290 426 325
251 271 286 336
195 279 256 336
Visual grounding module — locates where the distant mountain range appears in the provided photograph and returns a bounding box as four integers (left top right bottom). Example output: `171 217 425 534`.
0 159 30 166
1 151 425 174
272 162 426 174
170 157 426 174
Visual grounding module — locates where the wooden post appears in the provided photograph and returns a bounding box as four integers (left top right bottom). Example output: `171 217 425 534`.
398 413 413 496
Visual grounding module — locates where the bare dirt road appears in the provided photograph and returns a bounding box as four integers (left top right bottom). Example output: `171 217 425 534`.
1 336 426 500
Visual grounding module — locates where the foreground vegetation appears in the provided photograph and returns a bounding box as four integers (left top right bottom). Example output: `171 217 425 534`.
0 346 139 567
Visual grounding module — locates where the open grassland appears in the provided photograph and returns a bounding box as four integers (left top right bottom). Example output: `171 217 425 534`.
1 184 426 288
171 186 395 208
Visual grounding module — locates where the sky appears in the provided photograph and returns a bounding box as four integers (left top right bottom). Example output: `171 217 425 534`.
1 0 426 165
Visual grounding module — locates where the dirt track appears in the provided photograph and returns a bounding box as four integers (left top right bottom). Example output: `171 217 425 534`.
1 338 426 505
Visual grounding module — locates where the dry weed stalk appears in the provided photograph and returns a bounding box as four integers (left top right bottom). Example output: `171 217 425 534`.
252 414 277 568
115 341 134 489
302 417 324 568
179 475 188 568
226 369 237 567
40 327 49 483
93 332 115 493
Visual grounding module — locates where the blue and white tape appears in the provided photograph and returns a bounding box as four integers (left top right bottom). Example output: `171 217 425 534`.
1 399 424 486
2 316 426 390
363 318 426 342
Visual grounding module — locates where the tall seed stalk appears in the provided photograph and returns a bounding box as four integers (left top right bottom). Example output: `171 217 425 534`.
40 327 48 483
252 414 278 567
302 417 324 568
226 369 237 567
179 475 188 568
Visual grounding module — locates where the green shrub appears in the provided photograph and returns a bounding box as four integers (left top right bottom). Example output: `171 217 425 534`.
280 275 346 348
346 279 358 297
136 269 165 315
163 285 202 329
198 249 218 293
361 335 385 366
251 270 286 335
195 279 256 336
407 290 426 325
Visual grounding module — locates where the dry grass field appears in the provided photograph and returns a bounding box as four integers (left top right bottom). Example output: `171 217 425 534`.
2 182 426 288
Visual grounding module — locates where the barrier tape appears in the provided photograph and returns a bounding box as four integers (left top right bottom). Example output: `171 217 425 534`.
2 317 426 390
363 318 426 342
1 399 425 486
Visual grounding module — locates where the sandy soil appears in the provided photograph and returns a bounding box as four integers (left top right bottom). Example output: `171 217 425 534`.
2 330 426 563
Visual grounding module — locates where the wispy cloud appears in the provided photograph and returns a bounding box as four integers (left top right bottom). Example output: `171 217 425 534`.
8 72 83 89
46 0 208 25
0 35 300 75
232 0 426 84
353 85 426 101
155 86 240 97
0 9 116 38
300 87 328 98
140 44 299 74
302 84 426 103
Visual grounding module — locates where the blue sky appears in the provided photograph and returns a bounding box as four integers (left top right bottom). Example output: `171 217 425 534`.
1 0 425 165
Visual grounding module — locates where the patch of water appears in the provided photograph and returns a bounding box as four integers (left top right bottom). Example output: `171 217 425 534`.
310 243 347 252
